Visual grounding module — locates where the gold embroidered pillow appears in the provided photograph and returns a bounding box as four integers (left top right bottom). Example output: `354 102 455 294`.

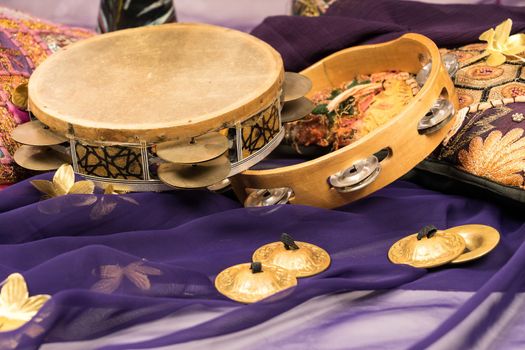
440 43 525 109
418 103 525 203
0 7 93 185
414 42 525 203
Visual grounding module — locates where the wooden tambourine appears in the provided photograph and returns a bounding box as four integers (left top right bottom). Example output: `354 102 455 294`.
14 23 312 191
232 34 459 208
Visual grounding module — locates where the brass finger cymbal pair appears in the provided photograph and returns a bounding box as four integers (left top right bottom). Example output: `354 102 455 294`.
388 224 500 268
215 233 330 303
156 132 232 189
11 120 70 171
281 72 314 123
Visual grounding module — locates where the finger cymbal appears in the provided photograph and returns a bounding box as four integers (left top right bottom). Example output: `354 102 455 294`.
156 132 229 164
11 120 68 146
14 145 70 171
449 224 500 264
158 155 231 189
283 72 312 102
281 97 314 123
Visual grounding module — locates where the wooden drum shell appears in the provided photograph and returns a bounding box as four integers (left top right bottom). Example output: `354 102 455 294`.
231 33 458 208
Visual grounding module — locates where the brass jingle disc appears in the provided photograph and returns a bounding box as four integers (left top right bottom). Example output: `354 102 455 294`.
214 262 297 303
388 230 466 268
156 132 229 164
13 145 70 171
253 240 330 278
449 225 500 264
283 72 312 102
157 155 231 189
11 120 68 146
281 97 314 123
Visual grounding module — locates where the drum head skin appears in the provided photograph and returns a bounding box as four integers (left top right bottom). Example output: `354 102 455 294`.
29 23 283 143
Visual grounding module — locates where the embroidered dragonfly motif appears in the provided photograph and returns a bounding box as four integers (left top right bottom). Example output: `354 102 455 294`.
91 261 162 294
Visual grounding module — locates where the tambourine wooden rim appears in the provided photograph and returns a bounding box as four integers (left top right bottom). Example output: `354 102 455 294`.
28 23 284 144
232 33 458 208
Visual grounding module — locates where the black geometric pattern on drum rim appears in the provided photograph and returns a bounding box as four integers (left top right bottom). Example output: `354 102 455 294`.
227 127 238 163
240 102 280 158
75 143 144 180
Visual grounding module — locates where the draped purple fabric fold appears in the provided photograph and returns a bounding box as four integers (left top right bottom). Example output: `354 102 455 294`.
251 0 525 71
1 1 525 349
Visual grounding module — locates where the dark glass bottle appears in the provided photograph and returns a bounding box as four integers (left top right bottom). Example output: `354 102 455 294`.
98 0 177 33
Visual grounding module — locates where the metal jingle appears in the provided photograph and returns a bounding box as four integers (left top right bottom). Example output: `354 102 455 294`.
156 132 229 164
214 262 297 304
207 178 231 192
283 72 312 102
335 166 381 193
11 120 68 146
244 187 294 207
252 234 331 278
443 53 460 78
281 97 314 123
417 99 455 133
328 155 380 192
157 155 231 189
449 224 500 264
416 53 459 87
388 227 466 268
13 145 70 171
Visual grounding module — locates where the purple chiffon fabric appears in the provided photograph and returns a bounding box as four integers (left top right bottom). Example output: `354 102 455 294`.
1 0 525 349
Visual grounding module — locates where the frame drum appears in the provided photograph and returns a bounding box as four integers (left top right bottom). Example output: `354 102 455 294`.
20 23 288 191
232 33 459 208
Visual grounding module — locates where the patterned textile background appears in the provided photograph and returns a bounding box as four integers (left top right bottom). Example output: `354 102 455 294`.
416 43 525 202
428 103 525 197
0 7 93 184
0 0 521 30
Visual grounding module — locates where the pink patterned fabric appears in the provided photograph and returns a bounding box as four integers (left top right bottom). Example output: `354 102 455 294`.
0 7 93 184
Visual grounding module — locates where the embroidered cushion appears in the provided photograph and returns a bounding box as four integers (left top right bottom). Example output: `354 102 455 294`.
415 44 525 203
0 7 93 185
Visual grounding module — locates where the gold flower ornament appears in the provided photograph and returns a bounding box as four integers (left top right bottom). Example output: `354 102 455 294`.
0 273 50 332
479 19 525 66
31 164 95 198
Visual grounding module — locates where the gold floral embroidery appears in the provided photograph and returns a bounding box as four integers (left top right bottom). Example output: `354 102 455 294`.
439 106 508 158
91 261 162 294
458 128 525 187
31 164 95 198
0 273 50 332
